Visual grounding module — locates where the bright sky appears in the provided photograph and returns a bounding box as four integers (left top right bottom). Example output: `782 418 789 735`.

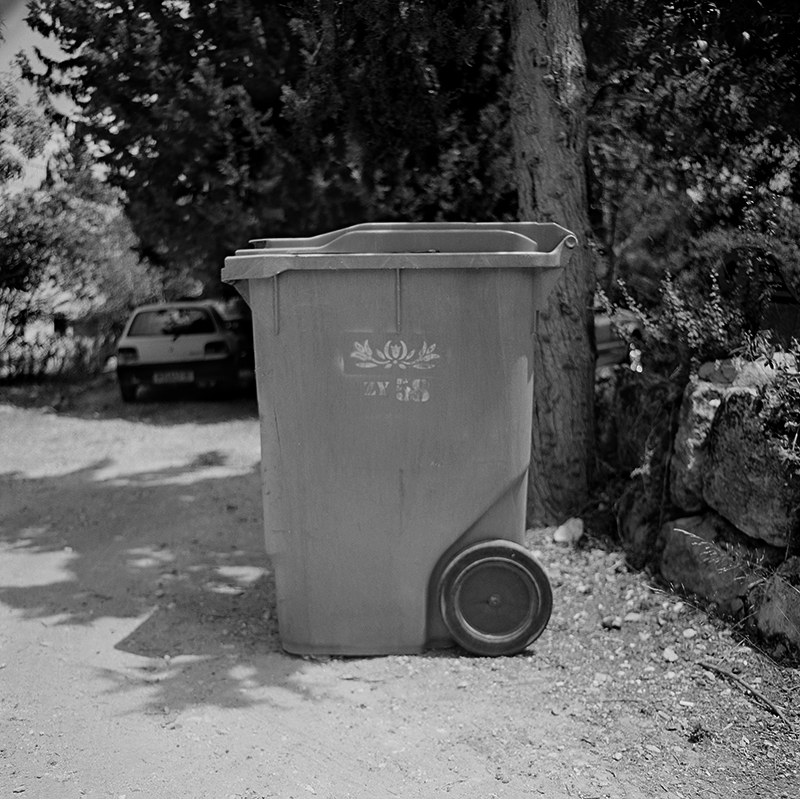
1 0 70 188
0 0 59 81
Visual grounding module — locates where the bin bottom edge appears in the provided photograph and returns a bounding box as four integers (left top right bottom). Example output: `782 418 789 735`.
280 641 455 658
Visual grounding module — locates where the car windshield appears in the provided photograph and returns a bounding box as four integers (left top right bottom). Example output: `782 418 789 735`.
128 308 215 337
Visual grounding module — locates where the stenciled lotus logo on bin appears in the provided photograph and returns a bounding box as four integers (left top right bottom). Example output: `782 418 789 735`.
350 339 440 370
349 338 440 403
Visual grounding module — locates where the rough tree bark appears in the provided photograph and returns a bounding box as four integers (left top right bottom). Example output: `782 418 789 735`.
510 0 595 525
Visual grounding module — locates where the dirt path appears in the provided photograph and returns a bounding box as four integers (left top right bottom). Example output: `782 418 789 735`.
1 378 797 798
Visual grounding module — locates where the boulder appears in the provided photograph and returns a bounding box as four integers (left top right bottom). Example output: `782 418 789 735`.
610 355 800 659
670 359 786 515
669 378 724 512
656 514 756 617
753 557 800 656
697 357 784 388
703 390 800 548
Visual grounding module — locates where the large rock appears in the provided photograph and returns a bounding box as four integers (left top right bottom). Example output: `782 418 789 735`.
670 378 724 512
696 357 783 388
671 358 791 514
754 557 800 656
656 514 758 617
703 390 800 548
658 515 799 655
645 356 800 659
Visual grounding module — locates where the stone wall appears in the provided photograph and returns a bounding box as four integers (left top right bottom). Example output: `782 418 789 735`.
612 357 800 660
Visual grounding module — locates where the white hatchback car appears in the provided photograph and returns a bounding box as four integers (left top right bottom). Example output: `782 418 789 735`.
116 301 249 402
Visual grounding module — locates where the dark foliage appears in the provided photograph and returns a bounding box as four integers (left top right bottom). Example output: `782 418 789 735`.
21 0 334 284
283 0 517 222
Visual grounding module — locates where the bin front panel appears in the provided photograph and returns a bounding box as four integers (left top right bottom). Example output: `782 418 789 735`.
250 266 540 654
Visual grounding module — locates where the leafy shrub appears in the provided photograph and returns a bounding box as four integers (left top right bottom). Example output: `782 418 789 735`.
0 330 107 381
607 218 800 382
1 162 167 381
608 270 745 381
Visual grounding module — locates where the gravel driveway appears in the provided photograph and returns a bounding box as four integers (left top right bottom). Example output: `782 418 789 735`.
1 378 797 798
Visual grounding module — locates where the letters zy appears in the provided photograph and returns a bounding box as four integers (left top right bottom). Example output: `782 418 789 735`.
364 378 430 402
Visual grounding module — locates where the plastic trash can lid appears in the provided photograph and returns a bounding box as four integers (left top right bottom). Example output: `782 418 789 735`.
222 222 577 283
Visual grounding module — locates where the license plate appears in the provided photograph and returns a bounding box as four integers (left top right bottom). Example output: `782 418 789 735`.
153 370 194 384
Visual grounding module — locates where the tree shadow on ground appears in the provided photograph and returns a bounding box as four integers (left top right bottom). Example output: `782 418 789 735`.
0 372 259 426
0 453 337 714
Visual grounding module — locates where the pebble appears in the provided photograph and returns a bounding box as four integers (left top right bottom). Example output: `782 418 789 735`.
553 517 584 544
682 628 697 639
663 647 679 662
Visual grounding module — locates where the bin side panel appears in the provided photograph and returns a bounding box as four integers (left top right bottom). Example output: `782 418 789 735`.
251 268 540 655
424 468 530 648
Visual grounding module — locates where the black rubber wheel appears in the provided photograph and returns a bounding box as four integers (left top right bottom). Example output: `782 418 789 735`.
438 540 552 657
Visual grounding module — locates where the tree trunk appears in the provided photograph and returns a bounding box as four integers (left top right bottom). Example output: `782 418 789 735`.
510 0 595 525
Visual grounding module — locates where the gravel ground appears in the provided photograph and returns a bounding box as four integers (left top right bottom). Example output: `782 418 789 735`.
0 376 797 798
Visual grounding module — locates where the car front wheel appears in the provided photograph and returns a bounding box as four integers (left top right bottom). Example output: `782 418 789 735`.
119 382 138 402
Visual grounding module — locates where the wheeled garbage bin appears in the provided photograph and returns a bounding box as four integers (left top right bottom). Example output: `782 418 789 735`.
221 222 577 657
